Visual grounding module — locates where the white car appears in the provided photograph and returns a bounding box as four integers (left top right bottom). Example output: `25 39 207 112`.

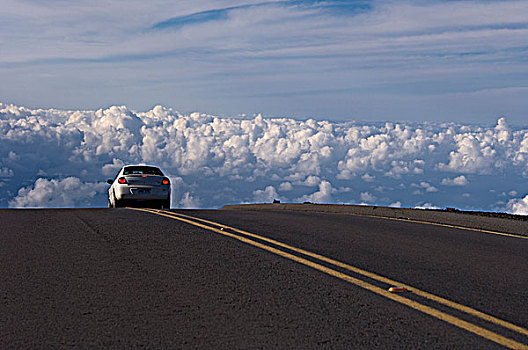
107 165 171 208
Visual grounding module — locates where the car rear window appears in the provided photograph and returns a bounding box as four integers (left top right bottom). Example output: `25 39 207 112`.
123 166 164 176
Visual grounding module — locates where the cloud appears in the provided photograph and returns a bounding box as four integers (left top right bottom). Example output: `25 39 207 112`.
179 192 201 209
360 192 376 203
415 203 441 210
419 182 439 193
0 167 14 178
1 102 528 212
279 182 293 191
297 181 333 203
253 185 279 202
441 175 469 186
102 158 125 177
437 135 496 174
299 175 321 187
506 195 528 215
9 177 106 208
361 173 376 182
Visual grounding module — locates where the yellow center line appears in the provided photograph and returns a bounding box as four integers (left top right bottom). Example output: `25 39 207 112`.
356 214 528 240
225 205 528 239
131 208 528 349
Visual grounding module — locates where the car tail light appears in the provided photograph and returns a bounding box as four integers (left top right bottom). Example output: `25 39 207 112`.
141 175 147 177
162 177 170 185
118 177 127 184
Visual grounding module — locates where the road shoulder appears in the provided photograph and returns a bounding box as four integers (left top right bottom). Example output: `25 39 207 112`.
222 203 528 237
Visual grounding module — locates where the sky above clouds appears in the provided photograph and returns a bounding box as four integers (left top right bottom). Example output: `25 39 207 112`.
1 0 528 123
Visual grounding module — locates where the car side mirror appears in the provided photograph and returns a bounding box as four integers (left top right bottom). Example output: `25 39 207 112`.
107 179 113 185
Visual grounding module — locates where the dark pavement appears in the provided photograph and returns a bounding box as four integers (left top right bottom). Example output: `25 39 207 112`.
1 208 527 348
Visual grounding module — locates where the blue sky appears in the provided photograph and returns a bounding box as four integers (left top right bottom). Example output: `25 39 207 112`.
1 0 528 124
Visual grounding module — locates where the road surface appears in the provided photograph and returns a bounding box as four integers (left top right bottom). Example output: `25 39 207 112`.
1 208 527 348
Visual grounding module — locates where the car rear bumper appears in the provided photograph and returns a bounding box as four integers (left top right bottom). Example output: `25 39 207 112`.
114 185 170 201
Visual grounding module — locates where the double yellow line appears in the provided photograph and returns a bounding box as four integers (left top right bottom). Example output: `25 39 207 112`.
132 208 528 349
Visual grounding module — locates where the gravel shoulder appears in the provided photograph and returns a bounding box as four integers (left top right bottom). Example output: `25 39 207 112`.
221 203 528 237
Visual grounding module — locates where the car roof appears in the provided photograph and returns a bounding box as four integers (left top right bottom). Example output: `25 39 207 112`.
120 164 165 174
122 164 161 169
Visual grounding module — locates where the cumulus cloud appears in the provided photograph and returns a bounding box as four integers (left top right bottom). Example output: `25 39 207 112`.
279 182 293 191
298 181 333 203
361 173 376 182
1 102 528 213
415 203 441 210
101 158 125 177
411 182 438 195
9 177 106 208
0 167 14 178
437 135 495 174
506 195 528 215
253 186 279 203
299 176 321 187
441 175 469 186
420 182 439 193
360 192 376 203
179 192 201 209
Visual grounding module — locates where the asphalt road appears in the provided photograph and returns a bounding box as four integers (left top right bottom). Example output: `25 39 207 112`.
1 208 527 348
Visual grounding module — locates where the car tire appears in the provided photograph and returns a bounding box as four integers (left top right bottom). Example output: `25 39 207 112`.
162 199 170 209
